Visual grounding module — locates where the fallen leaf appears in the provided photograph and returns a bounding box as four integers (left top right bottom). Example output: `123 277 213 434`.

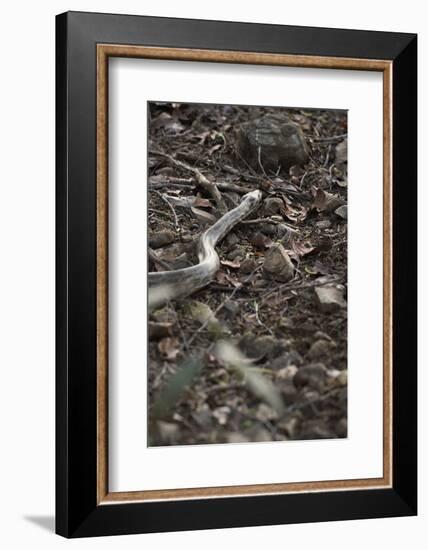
312 188 344 212
291 239 315 257
192 197 212 208
281 201 308 223
221 259 241 269
250 232 273 250
191 206 216 223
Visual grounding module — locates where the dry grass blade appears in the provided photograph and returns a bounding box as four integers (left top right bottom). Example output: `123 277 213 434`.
151 356 203 419
215 341 285 415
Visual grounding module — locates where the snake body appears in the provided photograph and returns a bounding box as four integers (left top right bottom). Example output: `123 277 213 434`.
148 189 262 310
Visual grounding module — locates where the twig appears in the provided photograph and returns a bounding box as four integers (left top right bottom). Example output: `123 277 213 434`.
152 189 180 231
151 149 228 213
261 275 343 301
253 300 274 336
257 145 269 178
309 133 347 143
216 181 254 194
239 217 299 233
148 248 172 271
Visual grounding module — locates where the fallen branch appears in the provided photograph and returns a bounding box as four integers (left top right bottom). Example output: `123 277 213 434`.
151 150 228 213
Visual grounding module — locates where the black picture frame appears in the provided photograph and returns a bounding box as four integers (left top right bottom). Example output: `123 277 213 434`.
56 11 417 538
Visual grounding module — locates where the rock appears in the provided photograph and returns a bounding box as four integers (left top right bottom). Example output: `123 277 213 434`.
307 339 335 360
280 380 298 402
246 426 272 442
239 334 275 359
313 189 344 213
212 406 231 426
270 341 298 360
314 330 332 341
277 223 292 239
336 370 348 386
263 243 294 282
236 117 309 173
262 197 284 216
256 403 279 422
278 416 299 438
277 365 298 381
314 286 347 312
335 205 348 219
187 301 224 335
293 363 327 391
271 350 303 369
251 232 273 250
149 230 175 249
240 257 258 274
315 219 331 229
227 247 244 261
259 223 277 236
192 407 214 430
335 139 348 164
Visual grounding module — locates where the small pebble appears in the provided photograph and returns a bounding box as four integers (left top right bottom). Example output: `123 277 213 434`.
293 363 327 391
315 219 331 229
335 205 348 219
263 243 294 282
307 339 334 360
149 230 175 249
240 257 258 274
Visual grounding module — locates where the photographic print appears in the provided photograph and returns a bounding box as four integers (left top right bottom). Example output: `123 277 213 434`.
147 101 348 446
57 13 417 536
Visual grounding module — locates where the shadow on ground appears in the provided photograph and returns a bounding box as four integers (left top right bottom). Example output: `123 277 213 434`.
24 515 55 533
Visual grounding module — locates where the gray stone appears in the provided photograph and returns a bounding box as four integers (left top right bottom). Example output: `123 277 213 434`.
236 117 308 174
307 339 334 360
240 257 258 274
293 363 327 391
335 139 348 164
315 219 331 229
149 230 175 249
314 286 347 313
335 205 348 219
263 243 294 282
262 197 284 216
259 223 278 236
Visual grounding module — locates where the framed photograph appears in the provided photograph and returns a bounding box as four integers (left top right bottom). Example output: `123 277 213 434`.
56 11 417 538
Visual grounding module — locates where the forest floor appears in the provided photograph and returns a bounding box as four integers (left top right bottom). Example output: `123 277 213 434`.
147 101 348 446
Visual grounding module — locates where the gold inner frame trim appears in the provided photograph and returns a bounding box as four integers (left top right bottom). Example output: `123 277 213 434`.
96 44 393 505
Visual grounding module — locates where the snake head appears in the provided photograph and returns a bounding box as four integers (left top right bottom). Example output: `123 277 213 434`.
243 189 263 213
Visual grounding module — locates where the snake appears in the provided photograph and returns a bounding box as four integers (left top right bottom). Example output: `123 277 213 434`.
148 189 262 310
